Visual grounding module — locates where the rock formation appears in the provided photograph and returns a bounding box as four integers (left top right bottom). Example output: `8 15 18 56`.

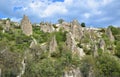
0 68 1 77
70 20 83 41
88 67 95 77
93 44 98 57
21 15 32 36
106 28 114 42
5 20 10 31
49 35 58 53
63 68 83 77
66 32 85 58
29 38 37 49
99 38 106 52
40 22 55 33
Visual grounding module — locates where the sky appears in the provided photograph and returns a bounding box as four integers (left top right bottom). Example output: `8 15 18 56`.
0 0 120 27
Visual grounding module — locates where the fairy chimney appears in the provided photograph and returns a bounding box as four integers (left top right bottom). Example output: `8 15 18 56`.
21 15 32 36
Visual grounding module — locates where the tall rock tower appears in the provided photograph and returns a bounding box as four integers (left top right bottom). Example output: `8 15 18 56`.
21 15 32 36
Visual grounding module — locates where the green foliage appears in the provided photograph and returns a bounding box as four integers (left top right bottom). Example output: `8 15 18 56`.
115 41 120 58
109 26 120 41
81 22 86 27
24 44 81 77
58 19 64 24
80 54 120 77
80 55 95 77
55 31 67 44
33 26 50 43
95 53 120 77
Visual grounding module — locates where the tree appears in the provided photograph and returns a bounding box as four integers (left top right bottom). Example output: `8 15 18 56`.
81 22 86 27
58 19 64 24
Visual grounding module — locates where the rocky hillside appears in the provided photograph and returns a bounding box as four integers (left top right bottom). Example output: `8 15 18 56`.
0 15 120 77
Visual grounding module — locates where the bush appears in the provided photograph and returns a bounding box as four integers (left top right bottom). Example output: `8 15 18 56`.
95 53 120 77
81 22 86 27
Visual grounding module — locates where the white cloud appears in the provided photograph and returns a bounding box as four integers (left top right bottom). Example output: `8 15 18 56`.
11 17 21 22
0 0 119 27
84 13 91 18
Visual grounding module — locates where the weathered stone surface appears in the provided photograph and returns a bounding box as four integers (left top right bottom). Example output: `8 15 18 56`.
70 20 83 41
66 32 85 58
61 22 71 32
93 44 98 57
49 35 58 53
0 68 1 77
29 38 37 49
66 32 76 52
21 15 32 36
63 68 83 77
40 22 55 33
106 28 114 42
40 43 48 52
99 38 106 52
88 67 95 77
5 20 10 31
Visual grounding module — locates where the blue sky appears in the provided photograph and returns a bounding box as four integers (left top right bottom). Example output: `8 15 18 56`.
0 0 120 27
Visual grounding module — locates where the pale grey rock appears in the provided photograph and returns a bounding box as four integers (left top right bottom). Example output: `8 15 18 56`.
40 43 48 52
66 32 85 58
63 68 83 77
49 35 58 53
106 28 114 42
17 59 26 77
21 15 32 36
29 38 37 49
5 20 10 31
61 22 71 32
88 67 95 77
93 44 98 57
70 20 83 41
0 68 1 77
66 32 76 52
99 38 106 52
40 22 55 33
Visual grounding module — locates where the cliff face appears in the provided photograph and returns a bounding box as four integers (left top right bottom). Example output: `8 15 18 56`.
0 17 120 77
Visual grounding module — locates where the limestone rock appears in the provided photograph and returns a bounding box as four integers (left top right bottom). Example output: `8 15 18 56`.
5 20 10 31
49 35 58 53
70 20 83 41
40 22 55 33
21 15 32 36
63 68 83 77
61 22 71 32
88 67 95 77
40 43 48 52
0 68 1 77
29 38 37 49
99 38 106 52
66 32 76 52
93 44 98 57
106 28 114 42
66 32 85 58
